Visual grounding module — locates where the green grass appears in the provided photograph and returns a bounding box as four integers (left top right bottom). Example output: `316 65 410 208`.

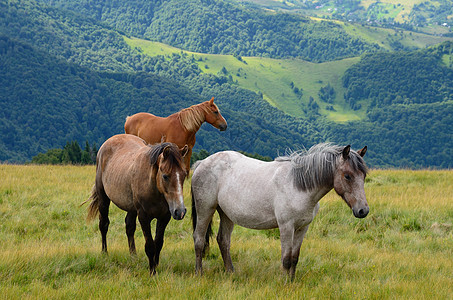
1 165 452 298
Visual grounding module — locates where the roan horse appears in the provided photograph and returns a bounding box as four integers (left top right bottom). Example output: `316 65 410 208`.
85 134 188 275
124 97 227 172
191 143 368 280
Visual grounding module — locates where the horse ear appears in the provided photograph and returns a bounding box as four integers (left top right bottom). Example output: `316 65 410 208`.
209 97 214 105
180 145 189 157
357 146 367 157
162 145 171 159
342 145 351 159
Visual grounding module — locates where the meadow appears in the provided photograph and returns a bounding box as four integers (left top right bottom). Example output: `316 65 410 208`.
0 164 452 299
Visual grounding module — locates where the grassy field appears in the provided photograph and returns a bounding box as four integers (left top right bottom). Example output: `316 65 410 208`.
0 164 452 299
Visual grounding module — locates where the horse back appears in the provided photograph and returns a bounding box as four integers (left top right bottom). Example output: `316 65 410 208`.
192 151 281 229
125 112 181 144
96 134 150 211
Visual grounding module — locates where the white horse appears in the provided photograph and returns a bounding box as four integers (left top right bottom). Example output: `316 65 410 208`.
191 143 368 280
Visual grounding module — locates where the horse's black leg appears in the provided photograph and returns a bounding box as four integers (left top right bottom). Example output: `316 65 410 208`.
154 214 171 267
279 223 294 281
216 207 235 272
138 210 156 275
289 226 310 281
125 211 137 255
97 187 111 253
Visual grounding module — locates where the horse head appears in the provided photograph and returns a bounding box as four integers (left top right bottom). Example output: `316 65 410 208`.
156 144 189 220
333 145 369 218
204 97 227 131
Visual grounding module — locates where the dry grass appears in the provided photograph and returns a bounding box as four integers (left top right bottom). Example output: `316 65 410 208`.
0 165 452 299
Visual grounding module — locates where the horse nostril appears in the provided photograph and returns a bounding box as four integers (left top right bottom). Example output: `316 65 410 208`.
173 208 186 220
219 124 227 131
358 207 369 218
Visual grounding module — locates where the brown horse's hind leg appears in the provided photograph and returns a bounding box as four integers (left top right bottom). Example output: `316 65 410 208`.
154 214 171 267
216 207 235 272
97 188 111 253
125 211 137 255
138 210 157 275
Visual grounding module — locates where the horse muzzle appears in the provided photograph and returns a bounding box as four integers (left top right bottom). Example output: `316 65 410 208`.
218 124 227 131
353 206 369 218
171 207 187 220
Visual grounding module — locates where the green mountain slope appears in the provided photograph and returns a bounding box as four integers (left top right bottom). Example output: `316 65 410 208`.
0 35 198 161
38 0 382 62
125 37 363 122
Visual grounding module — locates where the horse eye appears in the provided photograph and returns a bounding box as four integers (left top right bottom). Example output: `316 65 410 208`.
162 174 169 181
213 111 219 115
345 174 352 180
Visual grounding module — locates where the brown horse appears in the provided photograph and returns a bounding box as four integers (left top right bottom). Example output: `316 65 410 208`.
124 97 227 172
85 134 188 275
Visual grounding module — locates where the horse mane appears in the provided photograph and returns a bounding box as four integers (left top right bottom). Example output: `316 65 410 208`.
178 102 211 132
276 143 368 191
148 142 184 171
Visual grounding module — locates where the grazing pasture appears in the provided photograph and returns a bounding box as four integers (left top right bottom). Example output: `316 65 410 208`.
0 165 452 298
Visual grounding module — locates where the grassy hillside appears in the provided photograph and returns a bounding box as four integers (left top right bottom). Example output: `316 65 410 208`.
124 24 453 123
334 19 453 50
1 165 452 298
125 37 363 122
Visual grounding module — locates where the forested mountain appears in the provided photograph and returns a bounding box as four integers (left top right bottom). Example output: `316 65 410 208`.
0 35 196 161
0 33 322 162
1 0 452 168
37 0 381 62
343 44 453 110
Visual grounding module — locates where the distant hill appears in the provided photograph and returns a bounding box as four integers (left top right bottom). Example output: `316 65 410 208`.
37 0 382 62
239 0 453 36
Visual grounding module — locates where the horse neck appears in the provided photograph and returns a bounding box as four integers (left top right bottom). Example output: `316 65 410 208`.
283 157 336 203
177 103 207 133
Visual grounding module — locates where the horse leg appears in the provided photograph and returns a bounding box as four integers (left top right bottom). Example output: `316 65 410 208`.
125 211 137 255
97 187 111 253
184 148 192 174
279 222 295 280
216 207 235 272
193 206 216 275
288 226 310 281
138 210 156 275
154 214 171 267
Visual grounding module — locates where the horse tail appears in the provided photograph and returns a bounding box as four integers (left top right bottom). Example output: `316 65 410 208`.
124 115 131 134
85 185 100 222
191 184 212 258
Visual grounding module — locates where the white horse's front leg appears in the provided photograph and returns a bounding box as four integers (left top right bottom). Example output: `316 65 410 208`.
279 222 311 281
289 225 310 280
279 223 295 277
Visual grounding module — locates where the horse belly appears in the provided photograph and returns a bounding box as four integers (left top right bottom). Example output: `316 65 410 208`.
103 182 135 211
218 186 278 230
101 164 135 212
